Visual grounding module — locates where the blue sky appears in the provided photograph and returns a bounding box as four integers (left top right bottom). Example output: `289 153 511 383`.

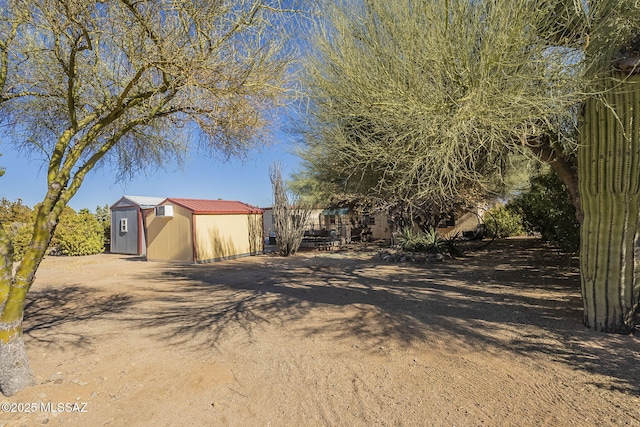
0 128 302 212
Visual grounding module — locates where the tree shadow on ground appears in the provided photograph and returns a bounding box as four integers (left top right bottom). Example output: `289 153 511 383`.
24 285 135 350
127 239 639 395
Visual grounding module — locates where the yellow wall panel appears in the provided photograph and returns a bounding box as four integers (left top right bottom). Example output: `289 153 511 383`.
145 204 193 262
194 213 262 262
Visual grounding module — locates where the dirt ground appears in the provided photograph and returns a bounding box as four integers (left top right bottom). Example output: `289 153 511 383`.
1 238 640 426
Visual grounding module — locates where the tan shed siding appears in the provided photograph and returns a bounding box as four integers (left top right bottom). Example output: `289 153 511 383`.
306 209 324 229
146 204 194 262
369 212 392 241
194 213 263 262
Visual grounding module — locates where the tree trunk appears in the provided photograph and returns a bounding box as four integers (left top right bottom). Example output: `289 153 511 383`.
0 334 35 396
0 274 36 396
0 193 60 395
578 73 640 333
528 139 582 223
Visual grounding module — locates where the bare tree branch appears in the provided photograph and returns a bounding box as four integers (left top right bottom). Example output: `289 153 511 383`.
270 163 312 256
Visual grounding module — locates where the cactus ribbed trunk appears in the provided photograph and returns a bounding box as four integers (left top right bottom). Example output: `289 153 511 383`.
578 74 640 333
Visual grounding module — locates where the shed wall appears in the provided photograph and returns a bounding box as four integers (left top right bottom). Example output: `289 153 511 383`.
111 208 141 255
369 212 393 241
194 213 263 262
146 204 193 262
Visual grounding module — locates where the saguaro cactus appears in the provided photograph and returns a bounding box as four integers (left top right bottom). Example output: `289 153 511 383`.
578 73 640 333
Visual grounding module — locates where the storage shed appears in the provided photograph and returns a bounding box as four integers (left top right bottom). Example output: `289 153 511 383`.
110 195 165 255
145 198 264 263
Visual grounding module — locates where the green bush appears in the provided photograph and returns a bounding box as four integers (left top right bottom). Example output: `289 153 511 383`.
508 171 580 252
2 201 106 258
0 198 34 261
53 210 104 256
483 205 525 238
12 224 33 261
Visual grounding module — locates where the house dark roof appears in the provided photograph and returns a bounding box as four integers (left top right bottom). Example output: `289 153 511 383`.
165 198 263 215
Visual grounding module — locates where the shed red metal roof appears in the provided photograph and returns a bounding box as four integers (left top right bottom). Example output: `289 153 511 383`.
165 198 263 215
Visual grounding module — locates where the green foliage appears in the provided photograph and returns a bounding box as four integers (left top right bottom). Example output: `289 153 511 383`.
3 202 111 259
508 171 580 252
397 228 428 252
483 205 525 238
52 208 104 256
95 204 111 243
95 204 110 223
396 227 461 257
0 198 34 261
0 198 32 227
420 228 444 253
0 0 306 396
300 0 587 210
12 225 33 261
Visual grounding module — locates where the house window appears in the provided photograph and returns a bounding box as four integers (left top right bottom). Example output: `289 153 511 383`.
329 215 336 224
120 218 128 233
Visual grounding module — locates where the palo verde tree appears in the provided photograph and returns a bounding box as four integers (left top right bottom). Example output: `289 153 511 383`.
301 0 640 333
300 0 570 217
0 0 298 396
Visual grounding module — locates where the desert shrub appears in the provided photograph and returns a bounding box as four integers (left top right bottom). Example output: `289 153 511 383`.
0 197 32 225
2 201 105 258
270 164 312 256
397 227 461 256
483 205 525 238
0 198 34 261
12 224 33 261
508 171 580 252
53 209 104 256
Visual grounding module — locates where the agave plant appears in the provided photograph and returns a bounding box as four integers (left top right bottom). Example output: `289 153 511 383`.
397 227 453 254
396 228 425 252
422 227 445 254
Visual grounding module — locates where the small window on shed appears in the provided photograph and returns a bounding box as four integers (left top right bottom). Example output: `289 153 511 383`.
120 218 128 233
